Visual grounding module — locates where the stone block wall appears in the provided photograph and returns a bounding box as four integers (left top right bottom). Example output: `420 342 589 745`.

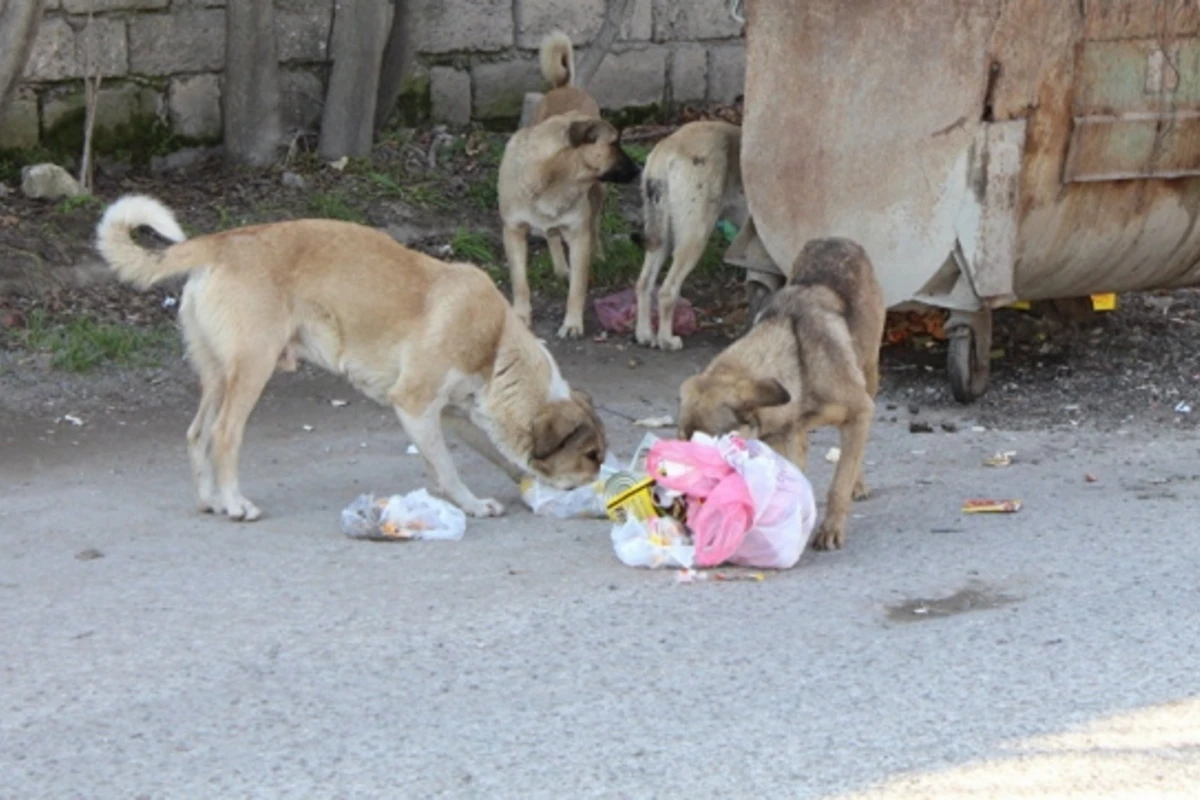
1 0 746 151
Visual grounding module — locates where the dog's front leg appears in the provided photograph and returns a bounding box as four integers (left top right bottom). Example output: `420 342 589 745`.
503 223 533 327
441 410 526 484
393 402 505 519
811 401 873 551
559 224 594 339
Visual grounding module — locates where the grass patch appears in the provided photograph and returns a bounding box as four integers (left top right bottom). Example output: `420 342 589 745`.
467 171 499 211
308 192 367 223
367 171 454 211
10 310 177 372
623 142 653 166
450 227 496 265
55 194 103 215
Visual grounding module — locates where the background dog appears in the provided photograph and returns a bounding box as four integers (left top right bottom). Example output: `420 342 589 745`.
635 121 745 351
677 238 885 551
498 111 639 338
95 195 607 522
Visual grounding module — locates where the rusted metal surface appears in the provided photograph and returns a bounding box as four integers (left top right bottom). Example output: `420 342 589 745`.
742 0 1200 310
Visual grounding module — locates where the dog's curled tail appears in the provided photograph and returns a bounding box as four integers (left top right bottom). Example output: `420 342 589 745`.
539 30 575 89
95 194 190 290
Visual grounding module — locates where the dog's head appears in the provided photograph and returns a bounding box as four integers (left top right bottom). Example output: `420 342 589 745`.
529 389 608 490
677 373 791 441
566 118 641 184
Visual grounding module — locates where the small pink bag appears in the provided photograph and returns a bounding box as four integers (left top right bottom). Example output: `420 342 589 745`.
646 433 816 569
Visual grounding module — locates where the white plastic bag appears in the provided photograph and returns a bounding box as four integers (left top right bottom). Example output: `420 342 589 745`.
340 489 467 541
520 455 621 519
610 515 695 569
713 435 817 569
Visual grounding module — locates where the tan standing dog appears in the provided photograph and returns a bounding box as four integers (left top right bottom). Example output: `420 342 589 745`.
499 111 640 339
635 120 744 351
677 238 885 551
95 195 607 522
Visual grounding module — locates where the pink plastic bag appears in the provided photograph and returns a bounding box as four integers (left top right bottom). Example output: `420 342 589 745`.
593 288 698 337
646 433 817 569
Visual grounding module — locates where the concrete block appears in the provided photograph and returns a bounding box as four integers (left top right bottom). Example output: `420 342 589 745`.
280 68 325 132
514 0 604 48
621 0 654 41
653 0 743 42
0 91 40 149
276 0 332 63
707 43 745 103
430 67 471 126
129 9 225 74
43 82 161 134
670 44 707 103
169 73 222 139
62 0 167 11
24 17 79 81
76 18 129 78
587 46 666 109
471 58 542 119
415 0 513 54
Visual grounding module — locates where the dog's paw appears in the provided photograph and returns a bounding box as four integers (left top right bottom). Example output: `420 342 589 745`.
634 326 655 347
220 494 263 522
656 334 683 352
852 480 870 501
810 519 844 551
557 321 584 339
465 497 505 518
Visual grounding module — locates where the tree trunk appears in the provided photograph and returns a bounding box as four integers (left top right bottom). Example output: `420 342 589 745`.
372 0 413 132
223 0 282 167
0 0 45 125
574 0 636 89
319 0 392 159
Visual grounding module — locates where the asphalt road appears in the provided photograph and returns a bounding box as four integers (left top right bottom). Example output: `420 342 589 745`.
2 338 1199 799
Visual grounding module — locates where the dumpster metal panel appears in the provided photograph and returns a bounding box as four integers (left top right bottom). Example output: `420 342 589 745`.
742 0 1200 311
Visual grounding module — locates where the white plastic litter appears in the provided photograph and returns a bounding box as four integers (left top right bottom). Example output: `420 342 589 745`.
520 455 621 519
610 515 694 569
340 489 466 541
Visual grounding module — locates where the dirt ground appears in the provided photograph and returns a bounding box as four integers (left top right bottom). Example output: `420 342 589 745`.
3 107 1200 432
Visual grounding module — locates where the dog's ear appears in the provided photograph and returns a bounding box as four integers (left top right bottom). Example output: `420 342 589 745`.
568 119 605 147
570 388 594 410
736 378 791 413
531 410 586 461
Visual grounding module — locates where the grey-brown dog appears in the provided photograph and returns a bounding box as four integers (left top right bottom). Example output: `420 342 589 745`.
677 238 885 551
498 111 640 338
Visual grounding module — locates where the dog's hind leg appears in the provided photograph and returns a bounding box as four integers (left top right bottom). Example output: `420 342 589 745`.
207 349 276 521
655 232 708 351
852 357 880 501
634 244 669 347
547 231 569 280
504 223 533 327
185 341 224 513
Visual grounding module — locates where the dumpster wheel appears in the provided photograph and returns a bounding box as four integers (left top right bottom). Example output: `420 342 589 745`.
946 310 993 403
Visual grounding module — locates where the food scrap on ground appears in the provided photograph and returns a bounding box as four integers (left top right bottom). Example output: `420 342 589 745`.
983 451 1017 467
961 498 1023 514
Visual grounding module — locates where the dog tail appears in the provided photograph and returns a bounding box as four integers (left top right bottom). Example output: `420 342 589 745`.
95 194 193 290
539 30 575 89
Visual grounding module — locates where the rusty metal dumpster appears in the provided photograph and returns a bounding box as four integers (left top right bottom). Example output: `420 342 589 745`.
732 0 1200 401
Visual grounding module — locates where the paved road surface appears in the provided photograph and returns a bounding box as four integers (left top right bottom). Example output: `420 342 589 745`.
2 339 1198 798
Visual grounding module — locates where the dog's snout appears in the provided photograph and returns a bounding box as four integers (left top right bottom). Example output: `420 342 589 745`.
602 147 641 184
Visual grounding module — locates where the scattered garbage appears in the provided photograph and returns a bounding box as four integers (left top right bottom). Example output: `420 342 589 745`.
1085 473 1098 483
675 568 767 584
406 444 420 455
825 447 841 464
1175 401 1192 414
983 451 1016 467
520 455 621 519
642 432 817 570
340 490 466 541
961 498 1023 514
593 288 698 337
612 515 694 569
60 414 84 427
909 421 934 434
302 424 314 432
633 415 675 429
330 399 349 408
